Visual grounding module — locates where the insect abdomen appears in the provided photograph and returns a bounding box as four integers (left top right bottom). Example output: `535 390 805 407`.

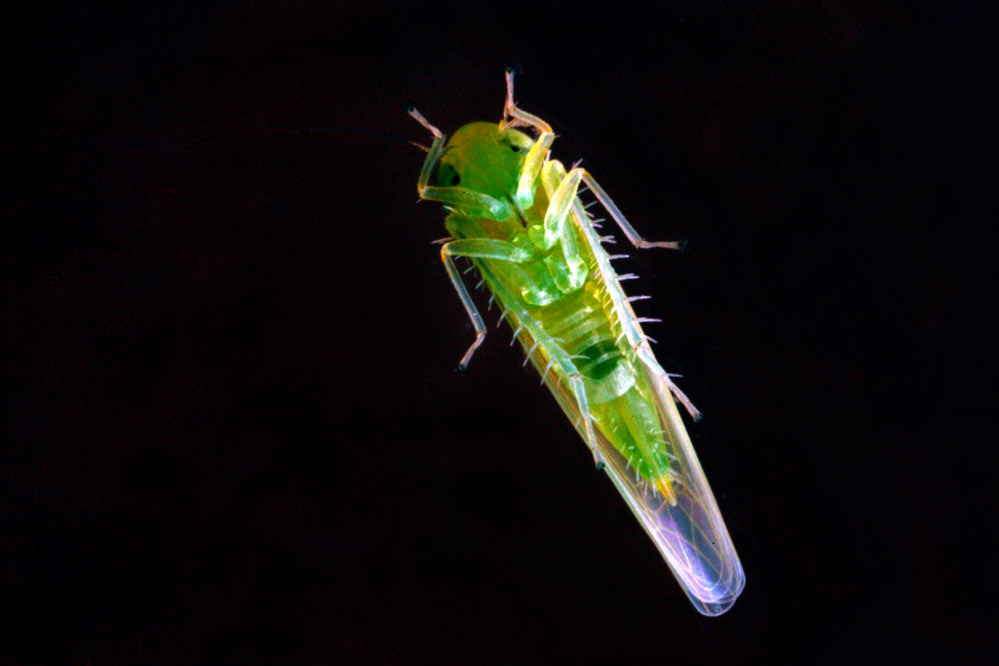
532 275 677 500
531 285 635 405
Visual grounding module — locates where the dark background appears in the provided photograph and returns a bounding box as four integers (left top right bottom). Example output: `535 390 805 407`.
5 1 998 664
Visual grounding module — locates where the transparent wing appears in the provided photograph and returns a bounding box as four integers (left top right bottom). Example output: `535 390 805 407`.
526 334 746 616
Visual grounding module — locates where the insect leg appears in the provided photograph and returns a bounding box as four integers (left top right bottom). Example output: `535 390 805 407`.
515 131 554 210
580 172 685 250
536 164 591 288
665 375 702 421
466 257 605 469
440 250 485 370
562 191 703 421
442 239 533 264
440 240 533 369
420 185 512 221
501 68 553 134
636 345 703 421
497 70 555 209
408 107 446 191
568 372 605 469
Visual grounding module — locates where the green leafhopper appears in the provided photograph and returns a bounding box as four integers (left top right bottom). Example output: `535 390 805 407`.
409 70 745 616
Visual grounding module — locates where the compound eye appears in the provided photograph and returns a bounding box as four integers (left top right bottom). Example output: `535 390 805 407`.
503 132 531 154
437 163 461 187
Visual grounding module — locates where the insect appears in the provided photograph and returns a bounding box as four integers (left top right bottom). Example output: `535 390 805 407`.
409 70 745 616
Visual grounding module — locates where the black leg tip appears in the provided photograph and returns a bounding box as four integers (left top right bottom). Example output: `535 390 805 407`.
678 239 690 252
504 65 515 74
455 364 469 375
595 461 607 471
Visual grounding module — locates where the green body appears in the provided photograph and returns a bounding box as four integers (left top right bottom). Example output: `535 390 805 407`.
409 76 745 616
439 122 674 492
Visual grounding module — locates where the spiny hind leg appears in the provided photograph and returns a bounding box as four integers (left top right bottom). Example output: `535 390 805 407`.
663 373 702 422
567 372 605 469
440 248 486 371
560 181 702 422
635 345 702 421
579 172 686 251
440 239 533 369
538 161 678 288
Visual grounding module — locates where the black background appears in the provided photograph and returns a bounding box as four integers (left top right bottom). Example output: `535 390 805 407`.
5 1 998 664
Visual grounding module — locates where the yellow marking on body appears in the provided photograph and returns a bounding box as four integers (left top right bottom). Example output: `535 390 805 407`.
656 475 678 506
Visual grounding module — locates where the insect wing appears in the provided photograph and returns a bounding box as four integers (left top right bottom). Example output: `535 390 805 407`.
535 342 745 616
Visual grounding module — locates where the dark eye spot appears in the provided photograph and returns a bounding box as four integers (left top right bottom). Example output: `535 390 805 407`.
510 145 521 152
438 163 460 187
